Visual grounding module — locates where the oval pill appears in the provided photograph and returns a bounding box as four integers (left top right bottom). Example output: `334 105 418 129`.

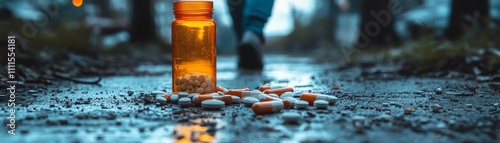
314 100 329 109
179 97 192 107
201 99 225 110
282 112 301 123
242 97 259 107
231 96 240 104
252 101 284 115
295 100 309 109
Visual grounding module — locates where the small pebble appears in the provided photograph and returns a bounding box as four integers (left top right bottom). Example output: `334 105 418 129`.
201 99 225 110
282 112 301 123
328 96 338 105
178 92 189 98
432 104 442 113
382 103 390 107
404 106 415 114
494 103 499 107
28 90 36 93
295 100 309 109
127 91 134 96
435 88 443 94
466 104 473 108
332 83 340 89
242 97 259 107
314 100 329 109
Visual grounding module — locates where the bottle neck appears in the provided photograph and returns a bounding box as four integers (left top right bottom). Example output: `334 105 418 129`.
174 1 213 20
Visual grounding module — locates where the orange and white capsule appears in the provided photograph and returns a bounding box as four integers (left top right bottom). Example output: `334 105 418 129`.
215 85 228 93
193 94 232 106
226 88 253 98
252 101 284 115
300 93 329 105
263 87 294 96
258 84 286 92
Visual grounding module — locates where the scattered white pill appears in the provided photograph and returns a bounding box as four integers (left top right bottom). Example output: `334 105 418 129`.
242 97 259 107
171 94 179 103
295 100 309 109
231 96 240 104
156 96 167 105
201 99 225 110
314 100 329 109
179 97 191 107
178 92 189 98
282 112 301 123
151 91 167 96
280 92 294 99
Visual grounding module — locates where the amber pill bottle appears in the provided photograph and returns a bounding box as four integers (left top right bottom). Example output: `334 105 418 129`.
172 0 216 94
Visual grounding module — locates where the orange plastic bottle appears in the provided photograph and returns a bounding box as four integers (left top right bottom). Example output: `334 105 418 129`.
172 0 216 94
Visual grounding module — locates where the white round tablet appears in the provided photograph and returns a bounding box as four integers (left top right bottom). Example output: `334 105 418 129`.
282 112 301 123
178 92 189 98
242 97 259 107
179 97 191 107
314 100 329 109
280 92 294 99
170 94 179 103
201 99 225 110
295 100 309 109
156 96 167 104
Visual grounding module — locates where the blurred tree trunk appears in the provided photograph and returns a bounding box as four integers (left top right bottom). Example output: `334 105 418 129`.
357 0 400 48
130 0 158 43
444 0 490 40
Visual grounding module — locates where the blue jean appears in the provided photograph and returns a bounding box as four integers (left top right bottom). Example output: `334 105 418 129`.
227 0 275 43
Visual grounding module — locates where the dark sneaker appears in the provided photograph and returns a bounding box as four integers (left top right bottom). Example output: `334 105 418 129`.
238 43 263 69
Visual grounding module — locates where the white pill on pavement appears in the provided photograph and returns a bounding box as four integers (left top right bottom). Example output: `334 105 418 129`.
151 91 167 96
314 100 329 109
295 100 309 109
231 96 240 104
156 96 167 104
201 99 225 110
280 92 294 99
242 97 259 107
171 94 179 103
178 92 189 98
282 112 301 123
179 97 191 107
